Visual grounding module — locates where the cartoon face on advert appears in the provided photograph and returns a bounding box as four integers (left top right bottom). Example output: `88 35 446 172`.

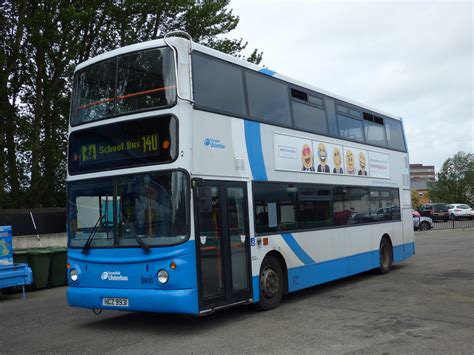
317 143 330 173
301 144 315 171
332 147 343 174
346 149 356 175
358 151 368 176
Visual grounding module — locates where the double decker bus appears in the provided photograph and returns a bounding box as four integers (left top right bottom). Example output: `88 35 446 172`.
67 32 414 315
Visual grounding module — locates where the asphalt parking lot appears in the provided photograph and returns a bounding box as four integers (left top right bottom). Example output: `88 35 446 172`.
1 229 473 354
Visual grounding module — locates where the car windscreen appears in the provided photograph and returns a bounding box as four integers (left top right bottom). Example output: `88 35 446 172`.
71 47 176 125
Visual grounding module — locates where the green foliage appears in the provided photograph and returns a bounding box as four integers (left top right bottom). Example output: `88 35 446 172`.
429 152 474 205
411 189 420 209
0 0 262 208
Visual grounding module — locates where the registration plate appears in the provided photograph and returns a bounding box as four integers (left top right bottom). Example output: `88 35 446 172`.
102 297 129 307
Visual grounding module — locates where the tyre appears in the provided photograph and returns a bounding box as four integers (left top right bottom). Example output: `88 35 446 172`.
419 221 430 231
450 214 456 221
378 238 392 274
257 255 283 311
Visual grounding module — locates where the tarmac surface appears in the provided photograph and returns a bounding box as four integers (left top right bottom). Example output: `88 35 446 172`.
1 229 473 354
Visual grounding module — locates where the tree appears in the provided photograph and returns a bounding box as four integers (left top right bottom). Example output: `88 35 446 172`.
411 189 420 209
0 0 262 208
429 152 474 205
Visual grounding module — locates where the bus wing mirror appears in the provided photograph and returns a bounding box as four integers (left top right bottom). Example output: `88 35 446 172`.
198 186 213 213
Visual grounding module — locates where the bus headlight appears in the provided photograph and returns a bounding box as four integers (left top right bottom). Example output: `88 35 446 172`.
157 269 169 284
70 269 79 282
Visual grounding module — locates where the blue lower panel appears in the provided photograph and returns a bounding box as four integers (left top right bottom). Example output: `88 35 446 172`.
288 242 415 293
252 276 260 303
67 286 199 315
393 242 415 262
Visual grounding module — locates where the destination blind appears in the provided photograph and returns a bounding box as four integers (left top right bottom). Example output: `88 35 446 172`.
68 115 177 174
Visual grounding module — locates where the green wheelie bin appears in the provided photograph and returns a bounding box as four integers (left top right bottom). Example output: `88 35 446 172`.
27 249 51 289
13 249 29 264
47 247 68 287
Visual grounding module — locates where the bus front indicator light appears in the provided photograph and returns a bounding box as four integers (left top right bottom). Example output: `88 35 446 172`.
157 269 169 284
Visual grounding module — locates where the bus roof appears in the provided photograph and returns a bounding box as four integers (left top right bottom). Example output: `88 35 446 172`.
74 37 402 121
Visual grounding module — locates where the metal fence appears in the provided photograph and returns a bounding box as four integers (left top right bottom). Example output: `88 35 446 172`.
432 218 474 231
0 208 66 236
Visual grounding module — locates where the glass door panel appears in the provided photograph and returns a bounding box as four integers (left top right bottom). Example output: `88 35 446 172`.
227 187 250 293
196 181 252 309
197 186 224 301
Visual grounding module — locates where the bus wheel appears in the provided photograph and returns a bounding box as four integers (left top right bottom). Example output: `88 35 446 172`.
258 255 283 311
378 238 392 274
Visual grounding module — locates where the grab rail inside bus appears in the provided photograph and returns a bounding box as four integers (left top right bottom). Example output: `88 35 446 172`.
163 30 195 105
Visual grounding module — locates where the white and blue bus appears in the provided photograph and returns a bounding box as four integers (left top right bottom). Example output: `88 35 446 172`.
67 33 414 315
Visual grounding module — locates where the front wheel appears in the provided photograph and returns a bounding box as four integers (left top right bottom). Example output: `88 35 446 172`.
257 255 283 311
378 238 392 274
419 221 430 231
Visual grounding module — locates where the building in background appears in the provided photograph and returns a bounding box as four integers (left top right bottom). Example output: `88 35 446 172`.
410 164 436 204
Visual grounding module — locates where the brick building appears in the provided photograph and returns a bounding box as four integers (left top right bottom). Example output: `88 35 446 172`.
410 164 436 204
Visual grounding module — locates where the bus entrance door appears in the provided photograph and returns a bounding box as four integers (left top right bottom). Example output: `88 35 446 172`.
195 180 252 311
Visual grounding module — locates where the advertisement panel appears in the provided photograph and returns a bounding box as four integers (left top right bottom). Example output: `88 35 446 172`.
368 151 390 179
274 133 390 179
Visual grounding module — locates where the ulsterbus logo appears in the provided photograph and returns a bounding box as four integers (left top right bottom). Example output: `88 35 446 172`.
203 137 225 149
101 271 128 281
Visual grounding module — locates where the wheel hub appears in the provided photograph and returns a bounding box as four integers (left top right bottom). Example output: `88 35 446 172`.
261 268 279 298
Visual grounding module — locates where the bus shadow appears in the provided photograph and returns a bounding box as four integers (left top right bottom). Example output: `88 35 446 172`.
82 303 255 334
82 264 408 333
283 264 407 303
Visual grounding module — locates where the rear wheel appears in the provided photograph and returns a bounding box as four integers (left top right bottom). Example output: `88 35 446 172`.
450 213 456 221
378 238 392 274
419 221 430 231
257 255 283 311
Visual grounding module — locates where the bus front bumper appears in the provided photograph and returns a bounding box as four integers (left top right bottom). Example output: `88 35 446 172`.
67 286 199 315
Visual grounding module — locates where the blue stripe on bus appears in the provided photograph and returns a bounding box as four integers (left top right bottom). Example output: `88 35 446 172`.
281 233 315 265
244 120 268 181
258 68 277 76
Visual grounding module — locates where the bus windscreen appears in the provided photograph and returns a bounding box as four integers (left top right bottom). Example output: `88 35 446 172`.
68 115 177 174
71 47 176 125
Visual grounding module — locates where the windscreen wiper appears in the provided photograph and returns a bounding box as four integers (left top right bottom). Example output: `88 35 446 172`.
135 236 151 254
81 215 104 255
118 199 151 255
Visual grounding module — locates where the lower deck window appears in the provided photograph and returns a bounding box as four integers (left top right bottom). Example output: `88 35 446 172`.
253 182 400 234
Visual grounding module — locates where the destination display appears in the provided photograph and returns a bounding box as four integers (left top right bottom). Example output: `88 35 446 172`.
68 115 177 174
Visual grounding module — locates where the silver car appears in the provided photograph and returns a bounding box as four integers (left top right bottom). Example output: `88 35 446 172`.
412 211 433 231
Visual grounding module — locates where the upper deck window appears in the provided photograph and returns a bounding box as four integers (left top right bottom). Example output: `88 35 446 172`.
192 52 246 116
291 88 327 134
336 114 364 142
245 71 292 126
71 47 176 126
385 118 406 151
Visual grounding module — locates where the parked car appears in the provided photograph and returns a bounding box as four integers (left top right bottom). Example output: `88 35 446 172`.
418 203 449 221
412 210 433 231
447 204 473 220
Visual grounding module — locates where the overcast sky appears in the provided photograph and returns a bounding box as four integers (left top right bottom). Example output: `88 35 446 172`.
228 0 473 173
